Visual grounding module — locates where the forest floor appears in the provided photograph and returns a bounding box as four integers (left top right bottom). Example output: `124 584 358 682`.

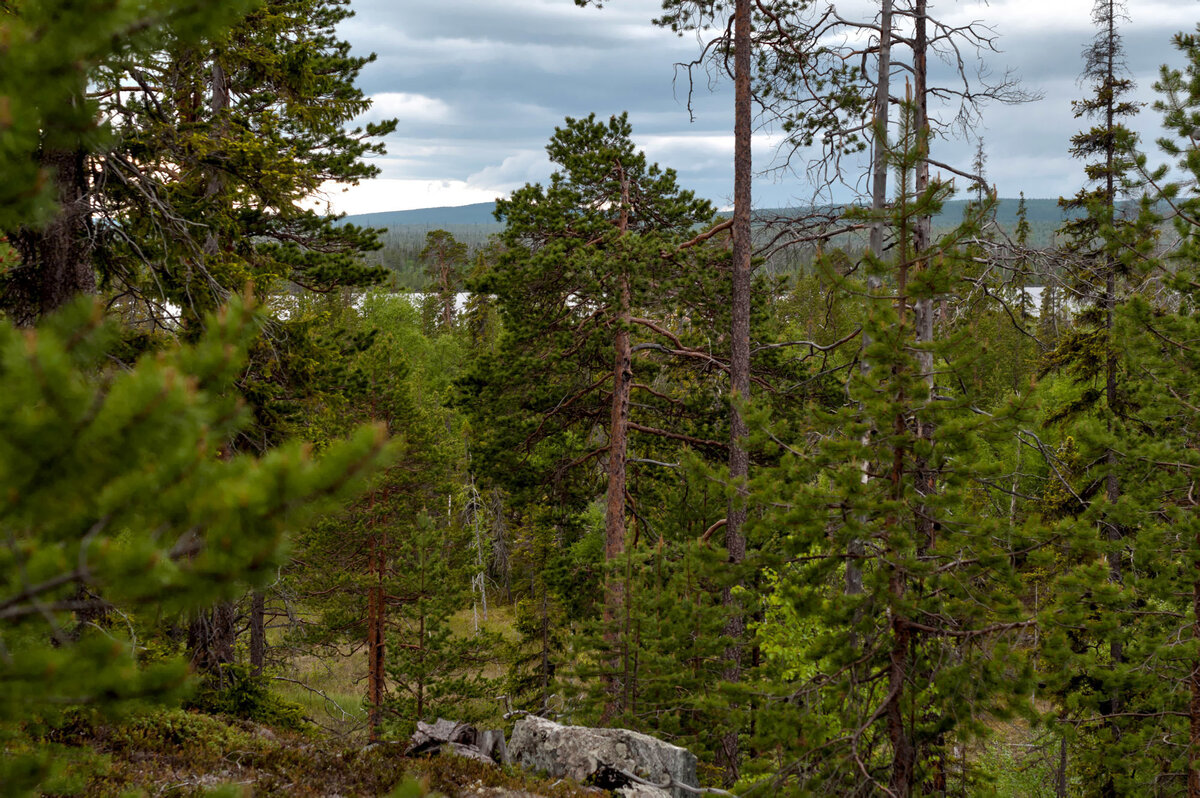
47 707 594 797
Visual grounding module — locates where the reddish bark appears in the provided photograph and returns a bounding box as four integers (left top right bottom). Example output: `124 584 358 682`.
718 0 752 782
602 170 633 717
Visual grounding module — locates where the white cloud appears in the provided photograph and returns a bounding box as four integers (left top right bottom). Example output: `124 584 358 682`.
466 151 553 192
310 179 505 216
363 92 453 123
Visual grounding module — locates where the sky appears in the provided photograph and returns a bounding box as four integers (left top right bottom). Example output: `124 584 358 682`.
312 0 1198 216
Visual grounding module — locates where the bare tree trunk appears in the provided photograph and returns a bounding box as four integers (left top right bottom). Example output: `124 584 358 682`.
851 0 894 601
719 0 752 783
250 590 266 675
366 528 387 741
188 602 236 679
868 0 894 265
603 172 633 718
908 5 943 790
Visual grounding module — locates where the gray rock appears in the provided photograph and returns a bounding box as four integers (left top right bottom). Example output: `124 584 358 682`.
406 718 478 756
479 728 510 765
616 787 673 798
508 716 698 798
443 741 499 765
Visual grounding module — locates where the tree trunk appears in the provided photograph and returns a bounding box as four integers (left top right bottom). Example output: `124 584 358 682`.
187 602 236 679
887 576 915 798
851 0 894 601
1101 9 1123 782
720 0 752 783
184 54 237 686
1190 546 1200 798
868 0 894 264
367 528 387 741
203 58 229 256
10 146 96 325
250 589 266 675
603 171 633 716
442 267 455 330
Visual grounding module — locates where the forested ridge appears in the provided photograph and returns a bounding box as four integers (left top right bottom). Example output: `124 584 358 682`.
5 0 1200 796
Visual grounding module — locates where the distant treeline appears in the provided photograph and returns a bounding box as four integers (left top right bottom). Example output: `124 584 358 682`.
351 198 1086 290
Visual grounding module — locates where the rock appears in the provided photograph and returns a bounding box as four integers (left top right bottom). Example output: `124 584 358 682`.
615 787 673 798
443 741 499 765
406 718 478 757
508 716 698 798
479 729 510 765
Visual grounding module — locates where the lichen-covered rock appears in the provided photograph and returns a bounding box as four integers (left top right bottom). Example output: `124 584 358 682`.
508 716 697 798
615 787 672 798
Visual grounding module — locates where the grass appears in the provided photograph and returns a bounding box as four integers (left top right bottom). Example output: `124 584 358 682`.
264 599 520 742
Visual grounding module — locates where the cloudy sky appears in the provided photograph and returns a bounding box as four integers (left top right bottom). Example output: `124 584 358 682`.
315 0 1198 215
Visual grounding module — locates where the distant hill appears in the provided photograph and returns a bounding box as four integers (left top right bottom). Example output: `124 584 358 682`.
354 197 1088 289
343 197 1071 232
342 202 499 228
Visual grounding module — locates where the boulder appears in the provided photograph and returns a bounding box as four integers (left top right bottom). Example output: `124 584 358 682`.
405 718 513 767
479 728 511 765
443 741 499 765
508 716 697 798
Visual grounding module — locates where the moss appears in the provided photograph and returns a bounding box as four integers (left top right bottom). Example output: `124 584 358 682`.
38 708 594 797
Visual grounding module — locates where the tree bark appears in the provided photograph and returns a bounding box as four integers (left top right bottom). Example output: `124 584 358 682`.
887 578 915 797
250 589 266 675
367 526 387 741
10 146 96 325
719 0 752 783
603 171 634 716
868 0 894 265
187 602 236 679
203 58 229 257
1190 542 1200 798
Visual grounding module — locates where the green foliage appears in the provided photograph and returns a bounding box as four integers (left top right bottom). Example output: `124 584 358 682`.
186 664 308 731
0 298 388 796
384 513 502 735
0 0 255 231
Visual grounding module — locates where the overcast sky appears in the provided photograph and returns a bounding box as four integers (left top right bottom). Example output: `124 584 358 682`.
314 0 1198 215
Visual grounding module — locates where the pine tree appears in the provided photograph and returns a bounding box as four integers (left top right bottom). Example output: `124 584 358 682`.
90 0 395 321
0 298 387 795
291 294 462 741
420 230 467 332
0 0 257 322
384 512 500 736
1037 4 1162 792
464 113 726 715
752 104 1039 796
1040 24 1200 795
